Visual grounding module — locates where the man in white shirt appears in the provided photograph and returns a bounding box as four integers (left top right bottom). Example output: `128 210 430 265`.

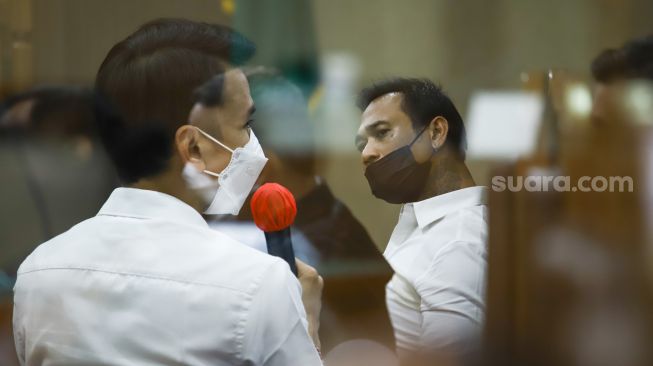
13 19 322 365
355 78 488 362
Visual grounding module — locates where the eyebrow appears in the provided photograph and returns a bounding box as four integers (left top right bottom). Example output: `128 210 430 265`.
365 120 390 132
248 105 257 117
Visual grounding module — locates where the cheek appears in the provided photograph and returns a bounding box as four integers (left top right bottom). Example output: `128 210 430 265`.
205 149 233 174
410 134 435 163
364 139 390 159
379 129 413 155
371 138 402 159
222 128 251 150
411 142 434 163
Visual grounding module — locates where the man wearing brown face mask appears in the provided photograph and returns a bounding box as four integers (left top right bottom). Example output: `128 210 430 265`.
355 78 488 364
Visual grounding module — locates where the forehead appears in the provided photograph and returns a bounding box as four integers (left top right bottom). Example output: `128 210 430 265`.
223 69 251 104
188 69 252 126
359 92 408 129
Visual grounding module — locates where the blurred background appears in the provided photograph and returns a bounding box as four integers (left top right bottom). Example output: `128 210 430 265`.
1 1 653 365
0 0 650 248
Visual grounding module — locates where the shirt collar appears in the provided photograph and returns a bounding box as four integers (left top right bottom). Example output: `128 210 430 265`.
411 186 488 229
97 187 208 228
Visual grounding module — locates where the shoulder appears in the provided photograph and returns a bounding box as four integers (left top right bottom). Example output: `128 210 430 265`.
419 204 487 256
414 239 487 292
17 217 288 295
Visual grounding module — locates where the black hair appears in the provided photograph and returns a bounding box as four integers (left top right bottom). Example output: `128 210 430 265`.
1 87 66 129
0 89 41 117
94 18 255 184
357 78 466 158
592 34 653 83
29 87 96 138
0 86 96 138
245 67 316 176
193 74 226 108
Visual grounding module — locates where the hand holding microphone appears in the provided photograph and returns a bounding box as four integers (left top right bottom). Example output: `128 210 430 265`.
251 182 299 275
296 258 323 354
251 183 323 351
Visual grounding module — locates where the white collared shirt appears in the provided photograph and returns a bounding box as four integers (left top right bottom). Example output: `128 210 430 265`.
13 188 322 366
383 186 488 352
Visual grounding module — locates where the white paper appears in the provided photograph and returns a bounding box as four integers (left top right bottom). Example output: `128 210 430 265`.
466 91 543 160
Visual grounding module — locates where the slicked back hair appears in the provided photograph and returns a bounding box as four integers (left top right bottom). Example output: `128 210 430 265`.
357 78 466 159
94 18 255 184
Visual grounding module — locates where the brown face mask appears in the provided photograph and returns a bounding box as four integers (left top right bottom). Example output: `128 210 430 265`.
364 125 432 204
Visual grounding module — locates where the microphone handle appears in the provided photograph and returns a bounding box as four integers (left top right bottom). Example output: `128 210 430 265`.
264 227 298 276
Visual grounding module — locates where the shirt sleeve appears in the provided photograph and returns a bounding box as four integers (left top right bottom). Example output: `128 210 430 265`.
415 240 486 351
242 259 322 366
13 285 26 365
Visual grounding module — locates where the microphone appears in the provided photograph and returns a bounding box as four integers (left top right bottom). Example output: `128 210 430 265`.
251 183 298 276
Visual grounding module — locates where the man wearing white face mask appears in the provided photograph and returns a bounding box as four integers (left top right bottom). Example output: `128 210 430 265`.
182 122 268 216
12 19 323 366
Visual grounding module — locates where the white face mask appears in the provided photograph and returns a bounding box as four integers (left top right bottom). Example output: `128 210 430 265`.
182 127 268 215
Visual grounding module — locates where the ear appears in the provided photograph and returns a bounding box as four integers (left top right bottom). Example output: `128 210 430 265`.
428 116 449 150
175 125 206 171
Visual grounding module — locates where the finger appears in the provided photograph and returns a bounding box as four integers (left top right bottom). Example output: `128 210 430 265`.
295 258 318 278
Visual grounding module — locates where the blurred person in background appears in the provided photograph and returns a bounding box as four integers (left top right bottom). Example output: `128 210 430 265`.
590 34 653 126
0 86 117 287
0 86 117 366
0 91 37 129
211 68 395 351
12 19 323 365
355 78 487 364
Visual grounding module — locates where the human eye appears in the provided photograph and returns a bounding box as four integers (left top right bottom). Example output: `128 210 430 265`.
376 128 391 139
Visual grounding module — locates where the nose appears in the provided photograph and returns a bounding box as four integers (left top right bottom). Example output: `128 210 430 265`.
361 142 381 167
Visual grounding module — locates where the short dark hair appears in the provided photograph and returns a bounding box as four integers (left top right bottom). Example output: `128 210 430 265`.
357 78 466 158
94 18 255 184
193 74 227 108
29 87 96 138
245 68 316 176
592 34 653 83
0 86 96 138
1 87 69 129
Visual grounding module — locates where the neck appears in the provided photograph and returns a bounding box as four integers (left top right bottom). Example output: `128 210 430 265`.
418 153 475 201
131 168 205 213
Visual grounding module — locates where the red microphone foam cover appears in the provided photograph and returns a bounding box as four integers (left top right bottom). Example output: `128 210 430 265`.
250 183 297 232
